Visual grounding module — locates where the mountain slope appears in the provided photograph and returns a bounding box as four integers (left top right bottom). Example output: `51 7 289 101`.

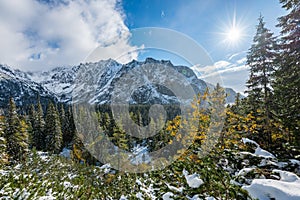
0 64 56 108
0 58 240 108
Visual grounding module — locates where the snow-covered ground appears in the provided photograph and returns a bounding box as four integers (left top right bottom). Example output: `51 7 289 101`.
243 169 300 200
183 169 204 188
1 138 299 199
239 138 300 199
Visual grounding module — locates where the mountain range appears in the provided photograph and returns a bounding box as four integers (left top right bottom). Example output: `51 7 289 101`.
0 58 239 109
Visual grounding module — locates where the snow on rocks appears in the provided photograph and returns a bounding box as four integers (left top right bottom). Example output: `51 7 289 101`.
183 169 204 188
136 192 143 199
187 195 216 200
273 169 300 182
243 170 300 200
100 163 111 174
242 138 259 147
38 196 56 200
166 183 184 193
63 181 72 188
237 167 255 176
37 151 49 161
119 195 128 200
255 146 275 158
0 169 9 175
242 137 275 158
290 159 300 165
162 192 174 200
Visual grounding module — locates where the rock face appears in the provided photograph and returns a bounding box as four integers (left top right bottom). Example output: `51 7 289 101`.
0 64 56 109
0 58 239 108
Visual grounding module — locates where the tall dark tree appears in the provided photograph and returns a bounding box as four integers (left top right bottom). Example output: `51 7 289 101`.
0 113 8 164
60 105 75 147
59 105 67 146
245 15 277 146
274 0 300 145
32 98 46 150
45 102 62 153
5 98 29 161
27 104 36 149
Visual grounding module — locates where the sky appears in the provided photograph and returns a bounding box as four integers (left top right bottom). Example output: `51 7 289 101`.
0 0 287 93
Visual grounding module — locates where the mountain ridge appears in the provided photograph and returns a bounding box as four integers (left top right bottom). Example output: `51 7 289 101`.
0 58 239 108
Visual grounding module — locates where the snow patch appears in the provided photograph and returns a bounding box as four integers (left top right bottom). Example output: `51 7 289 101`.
136 192 143 199
120 195 127 200
255 147 275 158
162 192 174 200
183 169 204 188
37 151 49 161
100 163 111 174
273 169 300 182
243 170 300 200
242 138 275 158
237 167 255 176
242 137 259 147
166 183 184 193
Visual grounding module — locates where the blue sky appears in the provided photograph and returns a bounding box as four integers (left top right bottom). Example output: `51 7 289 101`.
122 0 285 62
123 0 286 93
0 0 287 93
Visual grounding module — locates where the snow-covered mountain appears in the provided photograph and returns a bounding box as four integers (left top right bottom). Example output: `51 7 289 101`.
0 64 56 108
0 58 239 108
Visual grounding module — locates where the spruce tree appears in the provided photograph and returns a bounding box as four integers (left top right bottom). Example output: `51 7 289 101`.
0 113 8 164
245 15 277 146
18 116 30 156
32 98 46 150
274 0 300 146
59 105 67 146
61 105 75 147
5 98 29 161
45 102 63 154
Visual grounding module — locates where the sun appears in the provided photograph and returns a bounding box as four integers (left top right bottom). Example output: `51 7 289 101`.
217 9 247 48
226 27 241 42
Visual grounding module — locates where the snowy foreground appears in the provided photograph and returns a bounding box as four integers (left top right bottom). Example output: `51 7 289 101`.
0 138 299 199
240 138 300 200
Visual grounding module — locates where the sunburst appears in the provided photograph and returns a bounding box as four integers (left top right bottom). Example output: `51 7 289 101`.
219 9 247 48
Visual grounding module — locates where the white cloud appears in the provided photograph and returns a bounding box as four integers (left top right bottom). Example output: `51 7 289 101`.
191 53 249 93
0 0 138 71
214 60 231 69
237 57 247 64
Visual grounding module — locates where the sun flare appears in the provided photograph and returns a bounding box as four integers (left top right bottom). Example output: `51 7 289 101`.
218 9 247 48
226 27 241 42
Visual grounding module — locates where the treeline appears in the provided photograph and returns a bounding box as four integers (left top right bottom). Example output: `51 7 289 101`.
0 97 76 164
0 83 226 166
0 95 189 165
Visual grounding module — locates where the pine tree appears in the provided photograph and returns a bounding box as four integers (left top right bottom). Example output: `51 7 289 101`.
0 113 8 164
60 105 67 146
5 98 29 161
18 116 30 156
274 0 300 146
32 98 46 150
245 15 277 146
62 106 76 147
45 102 63 153
28 104 36 149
